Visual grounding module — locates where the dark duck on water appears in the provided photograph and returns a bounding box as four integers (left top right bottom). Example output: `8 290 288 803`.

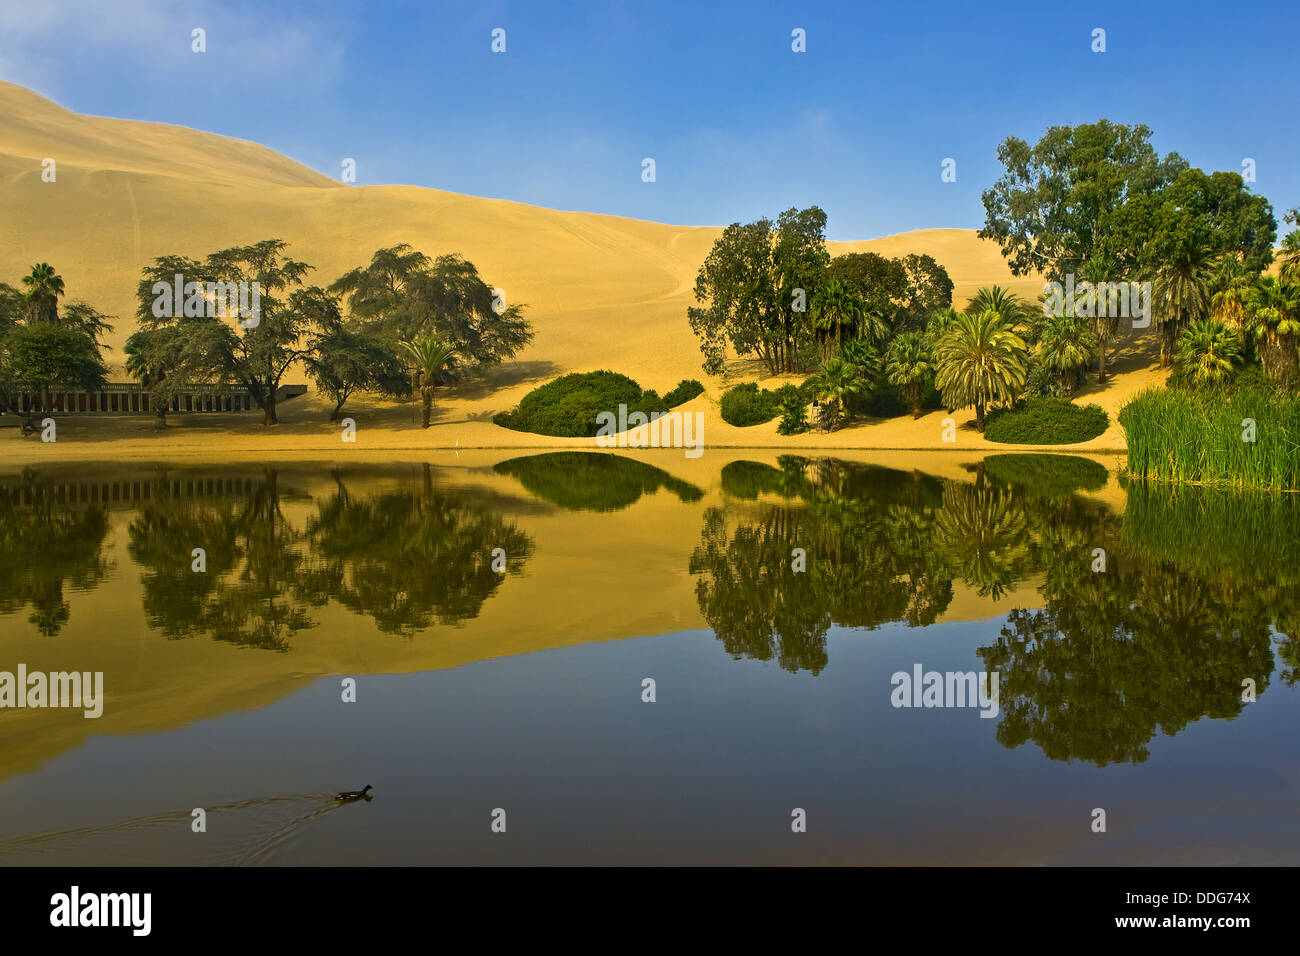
335 785 373 802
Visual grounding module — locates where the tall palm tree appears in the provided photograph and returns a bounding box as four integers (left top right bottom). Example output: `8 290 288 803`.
965 286 1031 336
398 335 457 428
1278 229 1300 284
885 332 933 418
933 308 1028 432
1152 239 1215 367
1243 275 1300 383
808 356 866 431
1035 313 1097 395
1078 257 1121 381
1175 319 1241 387
21 263 64 323
813 279 878 358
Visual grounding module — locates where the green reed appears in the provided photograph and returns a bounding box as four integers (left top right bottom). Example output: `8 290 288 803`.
1118 386 1300 491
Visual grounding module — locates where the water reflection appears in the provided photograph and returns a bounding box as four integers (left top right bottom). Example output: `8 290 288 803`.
494 451 703 512
689 454 1296 764
0 472 112 636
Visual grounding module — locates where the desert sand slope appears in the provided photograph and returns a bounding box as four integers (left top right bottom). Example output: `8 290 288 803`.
0 82 1165 456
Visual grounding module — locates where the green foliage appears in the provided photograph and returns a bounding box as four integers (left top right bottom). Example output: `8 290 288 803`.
720 381 781 427
494 452 704 511
776 389 809 434
1119 386 1300 490
493 370 667 437
1173 319 1241 387
687 206 829 375
828 251 953 334
305 323 410 419
0 265 112 426
330 244 533 379
933 308 1029 430
984 397 1109 445
980 120 1190 280
662 378 705 407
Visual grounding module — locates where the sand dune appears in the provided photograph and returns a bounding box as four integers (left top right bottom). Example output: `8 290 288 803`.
0 82 1165 457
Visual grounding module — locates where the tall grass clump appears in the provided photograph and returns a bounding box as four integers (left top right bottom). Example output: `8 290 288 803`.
1119 386 1300 491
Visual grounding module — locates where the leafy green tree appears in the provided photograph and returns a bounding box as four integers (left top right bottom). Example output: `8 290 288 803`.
828 251 952 334
1175 319 1240 387
688 206 829 374
0 266 112 430
331 245 532 379
304 301 410 420
399 335 457 427
885 332 934 418
980 120 1187 280
933 309 1029 431
125 240 319 425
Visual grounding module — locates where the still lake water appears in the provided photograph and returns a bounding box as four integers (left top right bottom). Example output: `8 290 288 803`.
0 451 1297 865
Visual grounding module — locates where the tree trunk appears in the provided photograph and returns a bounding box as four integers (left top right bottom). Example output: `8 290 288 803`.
975 400 986 432
1098 342 1107 383
911 384 922 419
421 385 433 428
263 392 277 426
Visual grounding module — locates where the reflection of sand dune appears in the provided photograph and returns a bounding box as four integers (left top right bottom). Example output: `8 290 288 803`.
0 453 1066 785
0 794 349 866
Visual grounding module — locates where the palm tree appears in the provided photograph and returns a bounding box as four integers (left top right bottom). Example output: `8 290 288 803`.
965 286 1031 336
1278 229 1300 284
1078 257 1121 381
1035 313 1097 395
808 356 866 431
933 308 1029 432
1175 319 1241 387
21 263 64 323
1243 276 1300 383
398 335 457 428
813 279 879 358
1152 239 1215 367
885 332 933 418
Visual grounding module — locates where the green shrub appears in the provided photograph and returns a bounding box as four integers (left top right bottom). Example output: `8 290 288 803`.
776 390 809 435
984 397 1109 445
720 382 780 426
493 370 668 437
663 379 705 407
1119 385 1300 490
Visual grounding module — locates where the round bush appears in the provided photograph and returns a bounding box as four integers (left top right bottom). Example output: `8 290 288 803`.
493 370 668 437
984 398 1109 445
720 382 780 427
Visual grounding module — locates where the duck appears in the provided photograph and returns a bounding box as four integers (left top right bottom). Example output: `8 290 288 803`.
335 784 373 802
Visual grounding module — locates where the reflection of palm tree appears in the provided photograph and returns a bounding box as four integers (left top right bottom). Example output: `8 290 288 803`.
933 482 1030 600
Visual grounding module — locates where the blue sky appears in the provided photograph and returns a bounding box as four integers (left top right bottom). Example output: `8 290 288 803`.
2 0 1297 240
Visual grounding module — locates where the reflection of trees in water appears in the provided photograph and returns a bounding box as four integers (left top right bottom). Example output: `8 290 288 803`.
979 561 1275 766
691 459 961 673
128 470 312 651
126 465 533 648
494 452 703 512
690 455 1293 764
303 466 533 634
0 484 111 636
